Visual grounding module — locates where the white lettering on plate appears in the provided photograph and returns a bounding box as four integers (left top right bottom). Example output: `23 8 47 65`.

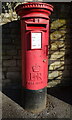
31 33 41 49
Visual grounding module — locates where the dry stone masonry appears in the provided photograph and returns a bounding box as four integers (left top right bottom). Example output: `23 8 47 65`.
1 2 72 89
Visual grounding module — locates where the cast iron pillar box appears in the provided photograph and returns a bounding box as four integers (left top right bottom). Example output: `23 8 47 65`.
15 2 53 113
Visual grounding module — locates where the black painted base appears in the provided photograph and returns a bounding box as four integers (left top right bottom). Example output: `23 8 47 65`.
22 87 47 113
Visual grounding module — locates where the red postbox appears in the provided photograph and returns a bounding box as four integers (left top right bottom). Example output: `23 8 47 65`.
15 2 53 112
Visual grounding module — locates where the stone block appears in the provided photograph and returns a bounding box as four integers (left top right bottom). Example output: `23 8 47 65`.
49 64 64 71
66 65 72 70
2 18 11 23
50 30 66 40
7 72 21 81
2 45 16 50
7 67 21 72
2 38 12 44
49 50 65 55
51 61 64 66
2 28 10 34
4 13 10 18
2 56 12 60
58 71 63 76
0 58 2 65
2 79 11 83
49 65 54 70
51 43 58 50
65 59 72 64
0 68 2 72
17 60 21 67
15 46 21 50
13 55 21 60
48 71 59 79
6 50 17 56
50 55 63 60
51 41 65 51
12 39 21 45
2 67 7 72
50 19 66 30
2 50 6 56
54 65 64 70
3 60 16 67
2 79 11 87
62 70 71 77
2 72 5 80
48 80 61 87
12 12 17 19
48 60 54 65
49 70 63 79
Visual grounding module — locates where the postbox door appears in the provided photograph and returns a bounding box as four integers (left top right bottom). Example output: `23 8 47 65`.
22 29 48 90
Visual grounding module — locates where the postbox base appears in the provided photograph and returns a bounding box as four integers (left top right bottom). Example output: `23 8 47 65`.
22 87 47 113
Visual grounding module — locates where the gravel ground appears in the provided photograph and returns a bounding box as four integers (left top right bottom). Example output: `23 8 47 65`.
1 87 72 119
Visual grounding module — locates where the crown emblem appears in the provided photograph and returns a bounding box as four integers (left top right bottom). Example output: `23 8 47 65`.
32 64 40 72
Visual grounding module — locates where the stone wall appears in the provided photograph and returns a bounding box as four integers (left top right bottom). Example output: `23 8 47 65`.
1 2 72 89
48 3 71 87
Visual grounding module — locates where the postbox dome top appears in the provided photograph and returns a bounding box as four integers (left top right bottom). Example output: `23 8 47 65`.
15 2 53 13
15 2 53 19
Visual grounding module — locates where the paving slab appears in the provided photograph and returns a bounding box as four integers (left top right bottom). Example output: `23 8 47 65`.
1 89 72 119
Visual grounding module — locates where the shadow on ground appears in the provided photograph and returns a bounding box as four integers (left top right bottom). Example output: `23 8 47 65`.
2 85 72 109
47 86 72 105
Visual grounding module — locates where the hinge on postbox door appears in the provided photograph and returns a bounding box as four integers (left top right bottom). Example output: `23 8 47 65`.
44 45 48 56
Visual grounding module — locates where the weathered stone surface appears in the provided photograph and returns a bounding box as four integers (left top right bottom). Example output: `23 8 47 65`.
2 50 6 56
2 72 5 80
2 45 16 50
50 54 64 60
51 42 58 50
51 61 64 66
3 60 16 67
6 50 17 56
48 70 63 79
17 60 21 67
2 79 12 87
50 41 65 50
2 56 12 60
66 65 72 70
2 38 12 44
7 67 21 72
48 80 61 87
49 65 64 71
49 65 54 70
0 92 2 119
1 3 71 88
50 19 66 30
50 30 66 40
48 71 59 79
0 16 2 23
62 70 71 77
6 72 21 80
2 18 11 23
55 65 64 70
1 11 18 23
12 12 17 20
4 13 10 18
2 67 7 72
